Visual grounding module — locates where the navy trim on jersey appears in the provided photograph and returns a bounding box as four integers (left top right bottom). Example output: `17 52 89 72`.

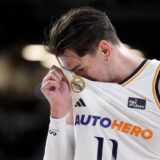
155 70 160 103
119 59 148 85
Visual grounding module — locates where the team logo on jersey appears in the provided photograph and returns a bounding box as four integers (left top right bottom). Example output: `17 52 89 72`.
128 97 146 109
70 75 85 93
75 98 86 107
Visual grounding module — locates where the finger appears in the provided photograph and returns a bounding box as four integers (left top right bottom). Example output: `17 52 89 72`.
42 72 60 84
50 69 63 81
51 65 66 78
51 67 69 83
50 65 63 75
51 65 61 71
41 80 60 93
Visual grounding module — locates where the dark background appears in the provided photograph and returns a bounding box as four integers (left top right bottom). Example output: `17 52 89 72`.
0 0 160 160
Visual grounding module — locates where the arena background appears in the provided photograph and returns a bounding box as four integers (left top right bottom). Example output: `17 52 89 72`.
0 0 160 159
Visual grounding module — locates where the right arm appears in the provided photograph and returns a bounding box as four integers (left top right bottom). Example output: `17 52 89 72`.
43 117 74 160
41 66 74 160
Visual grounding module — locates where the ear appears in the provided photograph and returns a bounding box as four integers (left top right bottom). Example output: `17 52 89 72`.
98 40 112 60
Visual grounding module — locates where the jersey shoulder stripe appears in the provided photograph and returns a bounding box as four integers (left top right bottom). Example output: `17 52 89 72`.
152 63 160 110
121 59 150 87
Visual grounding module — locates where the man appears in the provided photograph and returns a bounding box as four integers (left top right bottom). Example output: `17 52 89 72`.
41 7 160 160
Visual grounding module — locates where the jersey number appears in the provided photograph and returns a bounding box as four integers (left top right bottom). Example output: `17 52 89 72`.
95 137 118 160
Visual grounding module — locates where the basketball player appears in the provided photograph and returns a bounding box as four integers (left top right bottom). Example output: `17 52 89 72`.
41 7 160 160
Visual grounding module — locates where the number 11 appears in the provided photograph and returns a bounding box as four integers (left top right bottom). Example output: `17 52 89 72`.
95 137 118 160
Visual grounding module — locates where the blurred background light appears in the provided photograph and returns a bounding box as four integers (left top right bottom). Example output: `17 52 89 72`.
22 45 47 61
22 44 60 68
40 53 60 69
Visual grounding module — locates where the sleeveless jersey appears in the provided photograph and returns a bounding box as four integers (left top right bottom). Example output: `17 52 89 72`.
64 59 160 160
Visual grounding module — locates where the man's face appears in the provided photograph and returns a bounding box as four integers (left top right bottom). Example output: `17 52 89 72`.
58 49 110 82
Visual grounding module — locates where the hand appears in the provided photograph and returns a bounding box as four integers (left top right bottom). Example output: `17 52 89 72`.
41 66 72 118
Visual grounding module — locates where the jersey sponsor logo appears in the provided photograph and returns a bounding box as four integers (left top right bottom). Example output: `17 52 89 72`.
70 76 85 93
75 114 153 140
75 98 86 107
128 97 146 109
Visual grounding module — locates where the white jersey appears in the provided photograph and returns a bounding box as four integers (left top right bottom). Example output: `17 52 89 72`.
65 59 160 160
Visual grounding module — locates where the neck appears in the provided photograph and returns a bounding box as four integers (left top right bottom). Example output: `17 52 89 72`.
110 43 145 83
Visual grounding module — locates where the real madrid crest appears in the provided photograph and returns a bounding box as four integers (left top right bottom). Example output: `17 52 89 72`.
70 75 85 93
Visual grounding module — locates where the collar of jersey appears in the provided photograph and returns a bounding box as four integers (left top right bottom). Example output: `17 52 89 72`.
120 59 150 86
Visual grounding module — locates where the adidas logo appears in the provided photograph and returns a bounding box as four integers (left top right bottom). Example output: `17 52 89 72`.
75 98 86 107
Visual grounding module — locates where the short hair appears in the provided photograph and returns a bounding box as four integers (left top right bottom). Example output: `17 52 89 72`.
47 7 120 57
